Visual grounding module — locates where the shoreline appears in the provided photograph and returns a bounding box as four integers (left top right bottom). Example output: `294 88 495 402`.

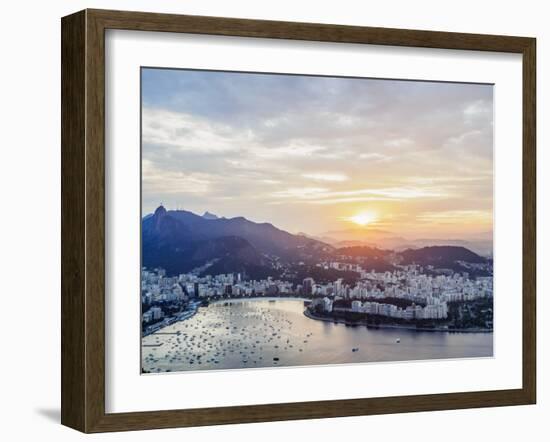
211 295 309 304
142 301 202 337
143 296 309 337
303 309 493 334
143 297 493 338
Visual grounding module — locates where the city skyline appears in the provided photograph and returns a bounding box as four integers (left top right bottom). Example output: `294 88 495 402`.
142 68 493 241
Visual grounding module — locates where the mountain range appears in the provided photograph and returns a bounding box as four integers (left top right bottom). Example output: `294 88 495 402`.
142 206 333 277
142 206 490 278
309 228 493 257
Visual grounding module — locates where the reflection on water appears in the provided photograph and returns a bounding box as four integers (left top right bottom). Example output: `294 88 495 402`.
141 299 493 373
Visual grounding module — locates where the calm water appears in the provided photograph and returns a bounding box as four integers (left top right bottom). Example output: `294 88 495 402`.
141 298 493 373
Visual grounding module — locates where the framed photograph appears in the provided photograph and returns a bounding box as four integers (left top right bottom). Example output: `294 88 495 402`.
61 9 536 433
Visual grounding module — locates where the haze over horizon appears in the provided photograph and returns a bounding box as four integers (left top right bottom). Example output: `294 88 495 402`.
141 68 493 242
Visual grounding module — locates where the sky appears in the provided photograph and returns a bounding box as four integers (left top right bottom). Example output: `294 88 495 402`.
141 68 493 240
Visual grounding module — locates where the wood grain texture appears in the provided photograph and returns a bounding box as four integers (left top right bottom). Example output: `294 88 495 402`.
61 9 537 433
85 9 107 433
522 38 536 402
89 8 533 52
61 10 86 432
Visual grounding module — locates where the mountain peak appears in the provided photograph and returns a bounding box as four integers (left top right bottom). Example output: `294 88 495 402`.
154 205 167 218
202 211 219 220
400 245 486 265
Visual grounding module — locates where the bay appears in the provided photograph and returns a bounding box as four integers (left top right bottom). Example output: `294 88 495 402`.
141 298 493 373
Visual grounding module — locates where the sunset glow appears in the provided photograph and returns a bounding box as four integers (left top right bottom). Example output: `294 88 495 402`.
141 68 493 247
348 212 378 227
141 67 495 375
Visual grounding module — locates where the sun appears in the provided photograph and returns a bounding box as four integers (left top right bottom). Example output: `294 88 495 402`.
348 212 378 227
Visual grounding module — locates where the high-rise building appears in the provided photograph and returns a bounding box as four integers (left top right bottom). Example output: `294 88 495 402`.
303 277 315 295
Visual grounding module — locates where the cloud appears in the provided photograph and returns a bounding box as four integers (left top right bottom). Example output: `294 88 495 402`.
406 174 492 185
384 138 413 148
303 173 349 182
142 161 213 195
271 187 329 199
270 185 449 204
358 152 392 162
142 107 250 154
254 143 326 158
464 99 492 119
140 68 493 237
444 130 483 148
307 196 398 205
416 210 492 223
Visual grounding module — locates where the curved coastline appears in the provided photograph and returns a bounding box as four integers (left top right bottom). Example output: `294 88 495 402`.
142 301 201 337
211 296 309 304
144 297 493 337
142 297 494 372
303 308 493 334
143 296 309 337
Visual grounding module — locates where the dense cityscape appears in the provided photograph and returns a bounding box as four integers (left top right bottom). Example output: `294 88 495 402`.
140 69 495 372
142 259 493 336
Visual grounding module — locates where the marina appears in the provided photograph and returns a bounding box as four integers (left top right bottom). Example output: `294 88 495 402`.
141 298 493 373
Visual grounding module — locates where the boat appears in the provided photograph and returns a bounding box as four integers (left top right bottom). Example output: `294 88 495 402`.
396 338 401 343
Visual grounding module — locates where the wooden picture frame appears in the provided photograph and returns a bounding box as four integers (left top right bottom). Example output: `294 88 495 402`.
61 8 536 433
